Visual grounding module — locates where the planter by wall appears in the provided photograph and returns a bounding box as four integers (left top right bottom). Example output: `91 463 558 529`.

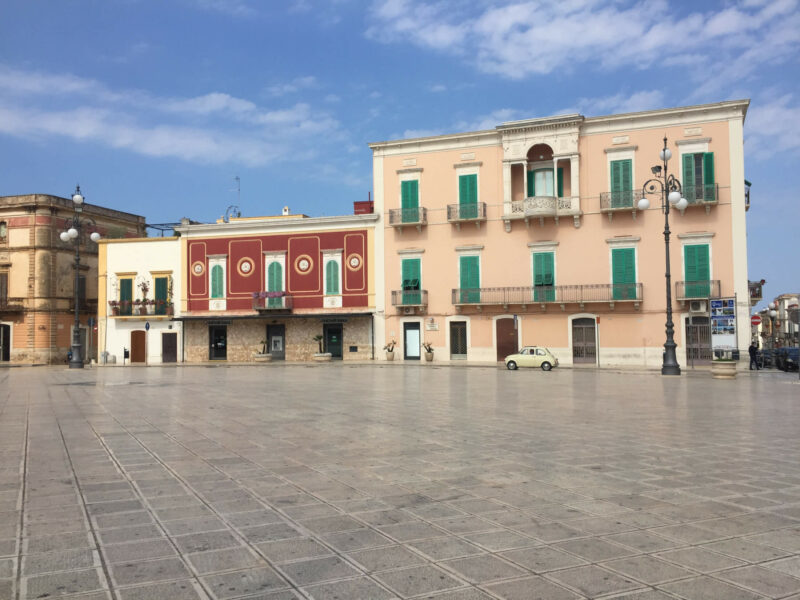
386 351 395 361
313 353 332 362
711 361 737 379
424 352 433 362
253 354 272 363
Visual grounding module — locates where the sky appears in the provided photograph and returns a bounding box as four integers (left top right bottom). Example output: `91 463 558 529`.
0 0 798 308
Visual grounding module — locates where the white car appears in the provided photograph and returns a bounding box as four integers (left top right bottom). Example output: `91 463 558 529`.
504 346 559 371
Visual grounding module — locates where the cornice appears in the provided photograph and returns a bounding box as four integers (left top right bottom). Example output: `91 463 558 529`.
175 213 379 238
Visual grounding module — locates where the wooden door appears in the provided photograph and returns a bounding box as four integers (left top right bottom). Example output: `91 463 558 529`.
161 332 177 363
496 318 517 361
130 330 146 363
0 324 9 362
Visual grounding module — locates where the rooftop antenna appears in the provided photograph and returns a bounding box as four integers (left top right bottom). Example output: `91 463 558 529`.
233 175 240 205
222 176 241 223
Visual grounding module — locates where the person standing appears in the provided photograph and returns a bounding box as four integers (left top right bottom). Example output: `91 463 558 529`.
749 342 760 370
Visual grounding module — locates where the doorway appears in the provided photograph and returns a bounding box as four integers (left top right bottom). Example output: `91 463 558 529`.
685 316 711 367
572 318 597 364
130 330 146 363
267 324 285 360
324 324 343 359
450 321 467 359
496 318 517 361
162 332 177 363
209 325 227 360
0 324 10 362
404 322 421 360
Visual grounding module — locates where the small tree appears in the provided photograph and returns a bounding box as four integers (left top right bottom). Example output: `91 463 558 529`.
313 334 324 354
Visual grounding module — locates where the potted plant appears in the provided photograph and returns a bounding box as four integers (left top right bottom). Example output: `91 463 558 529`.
383 339 396 361
134 299 147 315
108 300 120 316
254 339 272 362
422 341 434 362
166 301 174 316
146 299 156 315
313 334 332 362
711 356 738 379
119 300 132 316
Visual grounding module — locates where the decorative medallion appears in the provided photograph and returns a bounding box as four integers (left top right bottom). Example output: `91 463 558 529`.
192 261 205 276
294 254 313 274
237 257 255 277
346 253 363 272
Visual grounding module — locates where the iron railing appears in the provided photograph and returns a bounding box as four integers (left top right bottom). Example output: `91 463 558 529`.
71 298 98 313
676 280 721 300
252 293 293 311
446 202 486 223
682 183 718 205
391 289 428 307
388 207 428 227
451 283 643 305
600 190 637 211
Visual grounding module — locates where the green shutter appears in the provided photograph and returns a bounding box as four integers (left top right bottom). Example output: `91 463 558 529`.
459 174 478 219
211 265 223 299
683 154 696 202
154 277 168 315
533 252 555 302
610 159 632 208
684 244 710 297
401 258 421 305
401 180 419 223
703 152 715 201
325 261 339 295
612 248 636 300
267 262 282 307
120 278 132 315
526 170 534 197
459 256 480 303
557 168 564 198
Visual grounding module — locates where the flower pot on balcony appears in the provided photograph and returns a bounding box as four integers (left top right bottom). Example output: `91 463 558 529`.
313 353 332 362
711 360 737 379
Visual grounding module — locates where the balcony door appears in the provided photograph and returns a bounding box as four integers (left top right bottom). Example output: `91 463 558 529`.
684 244 710 297
404 322 420 360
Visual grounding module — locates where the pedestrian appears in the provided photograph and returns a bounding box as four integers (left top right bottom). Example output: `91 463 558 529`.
749 342 759 370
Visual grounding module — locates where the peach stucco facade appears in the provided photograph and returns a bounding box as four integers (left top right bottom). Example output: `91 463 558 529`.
371 100 750 368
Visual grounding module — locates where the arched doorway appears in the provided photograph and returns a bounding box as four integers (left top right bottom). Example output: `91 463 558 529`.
572 318 597 364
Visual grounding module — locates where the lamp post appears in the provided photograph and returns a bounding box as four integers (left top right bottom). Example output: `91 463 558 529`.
768 302 778 349
60 186 101 369
637 137 688 376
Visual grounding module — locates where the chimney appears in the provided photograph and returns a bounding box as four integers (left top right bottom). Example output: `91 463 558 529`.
282 206 290 216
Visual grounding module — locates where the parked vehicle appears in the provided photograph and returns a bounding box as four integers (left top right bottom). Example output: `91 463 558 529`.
505 346 559 371
775 347 799 372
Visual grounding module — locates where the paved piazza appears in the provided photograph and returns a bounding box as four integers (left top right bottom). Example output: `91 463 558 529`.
1 365 799 600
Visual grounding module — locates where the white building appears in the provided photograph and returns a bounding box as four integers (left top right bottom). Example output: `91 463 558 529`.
98 237 183 364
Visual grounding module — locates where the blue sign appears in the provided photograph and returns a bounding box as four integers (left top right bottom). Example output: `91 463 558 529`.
145 322 150 331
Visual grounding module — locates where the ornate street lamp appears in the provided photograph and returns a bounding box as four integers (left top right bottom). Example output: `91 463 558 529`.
768 301 778 349
60 186 101 369
637 137 688 376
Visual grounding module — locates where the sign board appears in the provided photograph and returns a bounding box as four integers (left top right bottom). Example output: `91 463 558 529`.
751 315 762 326
710 297 737 350
145 321 150 331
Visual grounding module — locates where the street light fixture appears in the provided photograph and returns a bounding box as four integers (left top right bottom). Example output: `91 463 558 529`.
61 185 101 369
768 301 778 349
637 137 687 375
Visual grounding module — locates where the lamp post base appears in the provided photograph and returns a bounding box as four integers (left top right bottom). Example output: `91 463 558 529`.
69 343 84 369
661 364 681 376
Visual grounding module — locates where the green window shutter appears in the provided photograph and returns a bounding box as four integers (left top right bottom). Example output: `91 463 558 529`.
154 277 168 315
120 278 132 315
610 160 632 208
527 171 534 197
401 258 421 304
325 261 339 295
703 152 715 201
684 244 710 297
557 168 564 198
683 153 696 202
612 248 636 300
533 252 555 302
267 262 283 307
459 174 478 219
459 256 480 303
401 180 419 223
211 265 224 299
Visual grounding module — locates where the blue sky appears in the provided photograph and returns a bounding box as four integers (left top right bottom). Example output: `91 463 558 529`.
0 0 798 306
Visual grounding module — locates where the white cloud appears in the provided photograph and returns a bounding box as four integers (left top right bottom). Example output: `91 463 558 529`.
454 108 523 131
429 84 447 93
266 76 317 96
187 0 257 17
560 90 666 117
400 128 444 139
745 94 800 160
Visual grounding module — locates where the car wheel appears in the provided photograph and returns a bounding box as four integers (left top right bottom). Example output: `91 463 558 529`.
507 361 517 370
541 361 552 371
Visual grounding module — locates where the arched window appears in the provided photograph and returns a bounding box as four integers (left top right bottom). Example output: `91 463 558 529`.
211 264 223 298
325 260 339 295
267 262 283 307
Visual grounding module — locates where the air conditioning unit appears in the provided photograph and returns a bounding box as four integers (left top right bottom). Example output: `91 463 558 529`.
689 300 707 313
403 307 415 315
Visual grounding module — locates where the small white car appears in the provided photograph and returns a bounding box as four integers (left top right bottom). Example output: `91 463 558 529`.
505 346 559 371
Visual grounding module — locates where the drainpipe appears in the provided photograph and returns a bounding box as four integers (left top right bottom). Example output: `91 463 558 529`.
371 313 375 360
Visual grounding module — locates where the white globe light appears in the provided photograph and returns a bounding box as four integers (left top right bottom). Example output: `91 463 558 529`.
668 191 681 204
660 148 672 161
72 193 83 205
68 227 78 239
769 302 776 310
90 232 101 243
769 310 778 318
637 197 650 210
675 197 688 211
59 231 70 242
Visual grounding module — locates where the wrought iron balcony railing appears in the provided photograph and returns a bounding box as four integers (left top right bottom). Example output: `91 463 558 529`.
446 202 486 225
682 183 718 205
71 298 98 313
748 280 764 306
252 293 293 311
600 190 637 211
451 283 643 307
391 289 428 308
676 280 721 300
388 207 427 228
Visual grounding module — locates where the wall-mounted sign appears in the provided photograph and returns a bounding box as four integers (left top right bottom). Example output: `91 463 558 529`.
710 297 737 350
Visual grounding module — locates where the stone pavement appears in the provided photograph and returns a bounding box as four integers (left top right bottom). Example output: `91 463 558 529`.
0 365 799 600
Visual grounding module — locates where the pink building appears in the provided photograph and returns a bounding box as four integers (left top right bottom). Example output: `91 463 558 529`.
371 100 751 368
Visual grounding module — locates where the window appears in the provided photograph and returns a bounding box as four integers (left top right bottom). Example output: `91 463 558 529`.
325 260 340 295
533 252 555 302
210 265 224 298
267 261 283 307
0 272 8 303
459 255 480 303
119 278 133 315
610 159 633 208
684 244 710 296
535 348 546 356
612 248 637 300
0 221 6 241
401 180 419 223
401 258 421 305
458 174 478 219
154 276 169 315
682 152 715 202
527 169 563 197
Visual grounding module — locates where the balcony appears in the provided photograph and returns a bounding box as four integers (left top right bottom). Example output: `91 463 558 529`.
676 280 721 301
682 184 718 213
0 297 25 312
505 196 581 230
71 298 98 313
451 283 642 310
447 203 486 229
252 292 293 312
391 289 428 313
748 280 764 307
388 207 427 232
600 190 638 221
